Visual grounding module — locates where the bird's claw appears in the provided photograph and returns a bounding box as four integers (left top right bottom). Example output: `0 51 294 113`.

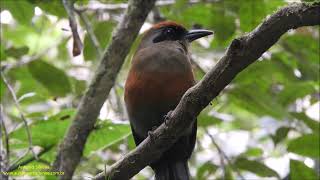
148 131 155 142
163 110 173 127
148 126 158 142
148 130 153 138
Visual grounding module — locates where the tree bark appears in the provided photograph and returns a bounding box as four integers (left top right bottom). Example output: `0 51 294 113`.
52 0 156 179
93 2 320 180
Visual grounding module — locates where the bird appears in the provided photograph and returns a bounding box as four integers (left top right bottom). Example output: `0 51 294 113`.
124 21 212 180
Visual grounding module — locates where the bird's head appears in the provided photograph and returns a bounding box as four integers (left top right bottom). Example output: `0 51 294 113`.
138 21 213 50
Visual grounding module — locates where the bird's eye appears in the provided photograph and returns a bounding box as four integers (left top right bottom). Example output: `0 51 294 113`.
164 28 174 35
153 27 177 43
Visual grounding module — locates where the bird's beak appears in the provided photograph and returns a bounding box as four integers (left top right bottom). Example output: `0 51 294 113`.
185 29 213 42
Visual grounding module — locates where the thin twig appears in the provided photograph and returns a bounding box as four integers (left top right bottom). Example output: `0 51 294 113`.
0 72 38 162
9 149 30 169
204 128 245 180
0 104 9 176
0 105 9 158
8 145 54 172
204 128 225 179
205 129 225 178
63 0 83 56
104 163 107 180
75 10 102 59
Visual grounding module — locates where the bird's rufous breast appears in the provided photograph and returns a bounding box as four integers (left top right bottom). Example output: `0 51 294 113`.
124 67 194 109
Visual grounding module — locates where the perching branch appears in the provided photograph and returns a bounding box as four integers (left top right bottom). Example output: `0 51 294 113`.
52 0 156 179
0 72 38 163
62 0 83 56
93 2 320 180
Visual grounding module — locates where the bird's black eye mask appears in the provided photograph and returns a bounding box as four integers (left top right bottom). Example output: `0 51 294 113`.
153 26 187 43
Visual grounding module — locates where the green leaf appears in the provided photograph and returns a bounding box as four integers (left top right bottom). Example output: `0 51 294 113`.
239 0 266 32
70 77 87 96
8 145 55 172
2 25 37 50
290 159 318 180
9 109 76 149
9 110 69 167
8 67 50 103
194 66 206 81
83 21 114 61
234 157 279 178
291 112 320 132
225 165 234 180
196 161 218 180
198 107 222 127
127 134 136 150
28 60 72 97
161 4 214 29
161 3 235 47
57 37 70 62
173 0 189 10
302 0 320 2
278 81 317 106
228 85 287 119
0 79 6 99
5 46 29 58
238 0 285 32
282 35 320 80
272 127 291 145
0 44 7 61
242 148 263 157
28 0 67 17
1 0 34 24
9 109 131 166
210 12 236 47
219 102 259 131
2 22 62 54
235 54 298 88
284 35 319 62
83 121 131 156
288 133 319 158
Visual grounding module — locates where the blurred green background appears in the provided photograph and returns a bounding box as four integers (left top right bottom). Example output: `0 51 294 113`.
0 0 319 179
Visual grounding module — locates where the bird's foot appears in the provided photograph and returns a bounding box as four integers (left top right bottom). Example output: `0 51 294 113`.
148 126 158 142
163 110 173 127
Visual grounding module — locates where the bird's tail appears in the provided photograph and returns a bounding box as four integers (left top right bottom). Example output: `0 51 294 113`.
153 161 190 180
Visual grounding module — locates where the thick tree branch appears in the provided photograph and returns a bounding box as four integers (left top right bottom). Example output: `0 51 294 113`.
52 0 156 179
93 2 320 180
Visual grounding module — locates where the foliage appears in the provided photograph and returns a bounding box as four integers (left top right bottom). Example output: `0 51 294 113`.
0 0 319 179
